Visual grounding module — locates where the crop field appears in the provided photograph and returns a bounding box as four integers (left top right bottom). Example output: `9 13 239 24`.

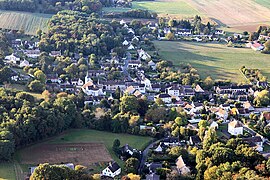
132 0 270 31
19 143 112 166
0 10 51 35
255 0 270 9
13 129 152 176
154 41 270 82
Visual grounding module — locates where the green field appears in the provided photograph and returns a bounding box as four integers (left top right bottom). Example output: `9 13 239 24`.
0 163 16 180
255 0 270 8
0 10 51 35
154 41 270 82
132 0 201 17
103 7 132 13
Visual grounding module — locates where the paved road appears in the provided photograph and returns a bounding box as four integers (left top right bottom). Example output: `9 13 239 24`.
138 138 165 175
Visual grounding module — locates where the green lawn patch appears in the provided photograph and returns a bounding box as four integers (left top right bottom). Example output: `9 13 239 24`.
132 0 201 17
0 162 16 180
154 40 270 82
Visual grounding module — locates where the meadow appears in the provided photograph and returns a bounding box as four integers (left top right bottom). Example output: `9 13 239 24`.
255 0 270 9
0 10 51 35
154 40 270 82
132 0 201 17
0 163 16 180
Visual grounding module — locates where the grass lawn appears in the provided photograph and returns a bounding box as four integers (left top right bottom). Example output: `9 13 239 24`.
16 129 153 170
0 162 16 180
154 40 270 82
0 10 51 35
103 7 132 13
132 0 201 17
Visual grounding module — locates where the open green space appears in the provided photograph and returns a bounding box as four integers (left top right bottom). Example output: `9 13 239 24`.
255 0 270 9
103 7 132 13
0 162 16 180
154 40 270 82
0 10 51 35
132 0 201 17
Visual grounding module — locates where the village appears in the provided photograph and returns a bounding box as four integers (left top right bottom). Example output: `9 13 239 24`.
2 16 270 179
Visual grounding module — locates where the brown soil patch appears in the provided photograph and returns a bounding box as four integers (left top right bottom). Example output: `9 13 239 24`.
19 143 112 166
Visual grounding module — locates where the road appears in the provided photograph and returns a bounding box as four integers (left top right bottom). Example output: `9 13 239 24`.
138 138 165 175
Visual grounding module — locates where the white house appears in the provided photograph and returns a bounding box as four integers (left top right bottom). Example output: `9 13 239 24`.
210 121 219 129
128 44 135 50
122 40 129 46
176 156 190 175
19 60 31 67
228 120 243 136
155 94 172 104
120 19 126 25
5 54 20 64
101 162 121 178
24 49 40 58
216 108 229 121
148 60 156 70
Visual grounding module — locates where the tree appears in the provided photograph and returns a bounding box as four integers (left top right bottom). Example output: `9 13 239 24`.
0 130 15 160
120 95 139 113
174 117 187 126
203 76 214 90
254 90 270 107
203 128 217 149
264 40 270 52
34 70 46 83
125 157 139 174
127 173 140 180
28 80 45 93
169 146 188 160
0 66 12 83
113 139 120 153
165 32 175 40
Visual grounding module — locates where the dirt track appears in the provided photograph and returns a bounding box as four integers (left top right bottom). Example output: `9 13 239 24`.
19 143 112 166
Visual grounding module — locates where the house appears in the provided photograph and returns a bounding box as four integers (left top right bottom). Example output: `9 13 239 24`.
101 161 121 178
5 54 20 64
46 74 61 84
243 101 255 112
257 81 268 89
84 96 104 105
155 93 172 104
189 135 201 146
82 84 105 96
154 142 166 152
140 125 155 132
243 136 264 152
210 121 219 129
138 49 151 60
148 60 156 70
214 30 225 35
102 81 126 91
251 42 264 51
194 84 204 93
121 144 137 156
49 51 61 57
162 137 180 146
176 29 192 36
122 40 129 46
128 60 141 69
176 156 190 175
24 49 40 58
60 84 75 93
19 60 31 67
148 163 162 174
146 173 160 180
166 85 180 97
120 19 126 25
228 120 243 136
